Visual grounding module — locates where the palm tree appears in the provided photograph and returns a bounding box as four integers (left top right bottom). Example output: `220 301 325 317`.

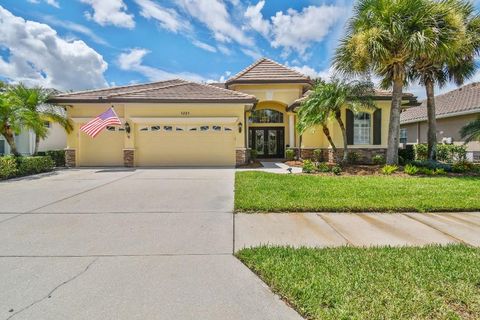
334 0 444 164
410 0 480 160
0 91 26 156
8 84 73 155
297 79 376 162
460 117 480 143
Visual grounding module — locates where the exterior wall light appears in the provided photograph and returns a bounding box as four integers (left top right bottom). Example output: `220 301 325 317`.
238 122 243 133
124 122 131 135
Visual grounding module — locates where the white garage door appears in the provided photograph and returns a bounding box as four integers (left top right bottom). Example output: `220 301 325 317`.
135 124 236 166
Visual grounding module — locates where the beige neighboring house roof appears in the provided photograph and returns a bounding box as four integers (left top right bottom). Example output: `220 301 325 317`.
226 58 313 86
50 79 257 104
400 82 480 124
288 88 418 111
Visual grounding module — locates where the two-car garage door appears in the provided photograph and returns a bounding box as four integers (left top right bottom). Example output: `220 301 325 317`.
77 121 236 167
135 123 236 166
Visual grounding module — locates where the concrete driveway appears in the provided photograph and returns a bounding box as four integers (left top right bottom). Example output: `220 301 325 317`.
0 169 301 320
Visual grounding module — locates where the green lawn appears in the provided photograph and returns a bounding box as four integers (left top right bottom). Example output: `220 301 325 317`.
235 172 480 212
237 245 480 320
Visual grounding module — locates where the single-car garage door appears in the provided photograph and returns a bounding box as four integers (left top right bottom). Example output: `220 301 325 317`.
78 126 124 166
135 123 236 166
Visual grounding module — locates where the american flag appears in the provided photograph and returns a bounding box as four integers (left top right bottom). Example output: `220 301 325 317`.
80 107 122 138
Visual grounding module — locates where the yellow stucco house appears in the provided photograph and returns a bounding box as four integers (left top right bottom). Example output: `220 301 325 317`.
51 58 417 167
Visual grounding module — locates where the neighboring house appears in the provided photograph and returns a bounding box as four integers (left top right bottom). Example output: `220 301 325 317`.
0 122 67 156
400 82 480 162
50 58 417 167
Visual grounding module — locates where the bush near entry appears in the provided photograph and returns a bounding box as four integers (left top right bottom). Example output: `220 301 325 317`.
0 156 54 180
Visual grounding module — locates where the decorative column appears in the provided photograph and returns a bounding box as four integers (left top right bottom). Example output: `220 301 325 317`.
65 149 76 167
289 114 295 147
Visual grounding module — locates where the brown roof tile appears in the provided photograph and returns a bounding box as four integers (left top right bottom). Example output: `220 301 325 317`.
50 79 257 104
400 82 480 123
226 58 312 85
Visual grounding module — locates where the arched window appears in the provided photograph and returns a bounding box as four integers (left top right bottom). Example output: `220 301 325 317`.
354 112 371 144
249 109 284 124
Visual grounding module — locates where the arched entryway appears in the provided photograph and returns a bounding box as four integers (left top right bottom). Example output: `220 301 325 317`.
248 103 286 158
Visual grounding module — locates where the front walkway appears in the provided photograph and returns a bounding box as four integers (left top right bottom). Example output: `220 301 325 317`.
0 169 302 320
235 212 480 250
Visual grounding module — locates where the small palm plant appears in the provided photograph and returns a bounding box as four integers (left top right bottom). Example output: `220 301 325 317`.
297 78 376 163
460 117 480 143
0 90 25 156
8 84 73 155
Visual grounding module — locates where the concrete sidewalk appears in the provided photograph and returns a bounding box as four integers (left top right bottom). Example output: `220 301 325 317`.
234 212 480 251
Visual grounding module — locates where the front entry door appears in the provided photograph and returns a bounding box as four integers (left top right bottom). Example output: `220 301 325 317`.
249 128 285 158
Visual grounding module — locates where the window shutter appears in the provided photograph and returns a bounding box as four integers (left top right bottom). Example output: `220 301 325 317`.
346 109 354 145
373 109 382 145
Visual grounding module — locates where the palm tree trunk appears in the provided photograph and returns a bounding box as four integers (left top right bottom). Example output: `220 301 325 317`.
322 125 338 162
425 78 437 161
33 134 40 156
386 76 404 164
335 110 348 162
3 131 20 156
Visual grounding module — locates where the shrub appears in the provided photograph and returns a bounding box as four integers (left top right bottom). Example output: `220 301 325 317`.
434 168 446 175
331 165 342 175
317 162 330 173
414 144 428 160
372 154 386 165
285 149 296 161
45 150 66 167
313 149 323 162
418 167 434 175
381 164 398 175
399 145 415 163
452 160 474 173
437 144 467 163
404 164 419 175
347 151 359 164
411 160 452 172
302 160 316 173
250 149 258 161
0 156 19 179
16 156 54 176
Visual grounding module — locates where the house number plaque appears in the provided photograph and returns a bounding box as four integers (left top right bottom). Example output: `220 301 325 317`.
181 111 190 116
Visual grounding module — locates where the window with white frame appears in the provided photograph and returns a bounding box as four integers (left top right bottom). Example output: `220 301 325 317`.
354 112 371 144
400 128 408 144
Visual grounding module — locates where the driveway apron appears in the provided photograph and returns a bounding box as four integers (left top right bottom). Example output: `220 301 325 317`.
0 168 301 320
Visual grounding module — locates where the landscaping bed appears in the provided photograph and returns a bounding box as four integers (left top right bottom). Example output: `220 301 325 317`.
234 171 480 212
237 245 480 320
0 155 55 180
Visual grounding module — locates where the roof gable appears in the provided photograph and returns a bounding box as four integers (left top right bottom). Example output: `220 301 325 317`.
400 82 480 123
50 79 257 104
226 58 312 85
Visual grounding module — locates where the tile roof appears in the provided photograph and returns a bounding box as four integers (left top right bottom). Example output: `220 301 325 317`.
226 58 312 85
400 82 480 124
50 79 257 104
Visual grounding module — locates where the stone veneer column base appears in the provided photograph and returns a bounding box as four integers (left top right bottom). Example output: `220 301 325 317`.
236 148 250 166
123 149 135 167
65 149 76 167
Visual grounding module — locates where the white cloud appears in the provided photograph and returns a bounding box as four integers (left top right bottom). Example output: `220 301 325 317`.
41 15 108 46
244 1 270 37
217 45 232 55
191 40 216 53
241 48 262 60
175 0 254 46
117 48 206 82
134 0 188 33
289 65 332 80
81 0 135 29
0 6 108 90
27 0 60 8
245 3 347 57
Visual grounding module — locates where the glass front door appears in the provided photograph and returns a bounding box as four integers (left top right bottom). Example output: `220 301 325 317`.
249 128 285 158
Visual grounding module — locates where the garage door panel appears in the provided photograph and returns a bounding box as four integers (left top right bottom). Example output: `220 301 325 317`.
79 130 124 166
136 128 235 167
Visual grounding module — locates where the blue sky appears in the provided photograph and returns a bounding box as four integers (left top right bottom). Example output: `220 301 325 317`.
0 0 353 91
1 0 479 99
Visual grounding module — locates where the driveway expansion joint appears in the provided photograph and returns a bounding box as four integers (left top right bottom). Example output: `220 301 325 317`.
316 213 353 246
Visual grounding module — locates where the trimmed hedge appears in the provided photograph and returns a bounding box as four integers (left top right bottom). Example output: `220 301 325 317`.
39 150 66 167
0 156 54 180
414 144 466 162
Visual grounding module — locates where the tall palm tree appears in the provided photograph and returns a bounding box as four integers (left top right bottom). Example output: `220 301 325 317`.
334 0 443 164
8 84 73 155
0 91 27 156
297 79 376 162
410 0 480 160
460 117 480 143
